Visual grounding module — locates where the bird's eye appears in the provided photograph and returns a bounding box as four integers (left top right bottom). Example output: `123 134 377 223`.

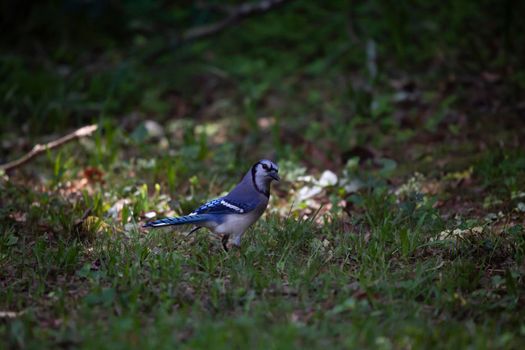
262 164 269 170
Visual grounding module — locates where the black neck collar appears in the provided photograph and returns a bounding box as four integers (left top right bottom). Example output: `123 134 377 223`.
251 163 270 197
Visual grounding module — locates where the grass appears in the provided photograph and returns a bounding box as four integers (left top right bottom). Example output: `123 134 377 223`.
1 137 524 348
2 0 525 348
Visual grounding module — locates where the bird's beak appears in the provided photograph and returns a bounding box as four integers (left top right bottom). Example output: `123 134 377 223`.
270 172 280 182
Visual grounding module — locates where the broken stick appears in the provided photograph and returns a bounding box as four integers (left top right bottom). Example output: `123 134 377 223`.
0 124 98 174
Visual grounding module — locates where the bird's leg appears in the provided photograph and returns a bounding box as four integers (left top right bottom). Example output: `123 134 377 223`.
186 226 202 236
231 233 242 248
221 234 230 252
222 233 242 255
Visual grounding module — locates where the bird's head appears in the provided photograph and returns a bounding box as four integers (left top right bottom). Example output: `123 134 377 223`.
250 159 279 196
253 159 280 183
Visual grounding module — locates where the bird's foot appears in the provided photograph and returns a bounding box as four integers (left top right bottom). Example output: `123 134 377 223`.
221 234 241 256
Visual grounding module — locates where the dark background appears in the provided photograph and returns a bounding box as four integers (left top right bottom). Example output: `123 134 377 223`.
2 2 525 349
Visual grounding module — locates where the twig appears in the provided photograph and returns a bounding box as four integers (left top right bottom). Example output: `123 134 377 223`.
184 0 288 41
0 124 98 174
146 0 291 63
74 207 93 229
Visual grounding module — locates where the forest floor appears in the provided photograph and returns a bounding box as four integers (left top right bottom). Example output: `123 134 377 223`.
1 1 525 348
1 75 524 349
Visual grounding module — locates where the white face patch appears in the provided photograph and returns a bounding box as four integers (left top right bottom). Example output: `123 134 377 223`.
252 160 279 195
254 166 264 181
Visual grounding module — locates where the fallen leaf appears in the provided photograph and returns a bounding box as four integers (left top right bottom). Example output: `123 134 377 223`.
9 211 26 223
144 211 157 219
83 216 107 234
83 167 104 183
318 170 338 187
296 186 323 202
108 199 131 219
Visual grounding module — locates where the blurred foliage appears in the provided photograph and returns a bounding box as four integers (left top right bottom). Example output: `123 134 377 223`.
1 1 525 348
1 0 525 137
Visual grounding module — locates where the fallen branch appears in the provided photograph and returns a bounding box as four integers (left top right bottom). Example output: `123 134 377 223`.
74 207 93 229
0 124 98 174
184 0 289 41
146 0 290 63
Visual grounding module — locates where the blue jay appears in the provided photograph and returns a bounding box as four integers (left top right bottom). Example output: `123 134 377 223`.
144 159 279 250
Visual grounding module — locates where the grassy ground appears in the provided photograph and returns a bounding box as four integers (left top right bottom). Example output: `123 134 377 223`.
2 1 525 349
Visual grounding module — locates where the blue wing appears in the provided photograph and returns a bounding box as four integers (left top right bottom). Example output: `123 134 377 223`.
190 197 257 215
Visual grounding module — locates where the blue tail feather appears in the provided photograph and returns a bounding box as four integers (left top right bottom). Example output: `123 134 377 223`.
143 214 211 228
